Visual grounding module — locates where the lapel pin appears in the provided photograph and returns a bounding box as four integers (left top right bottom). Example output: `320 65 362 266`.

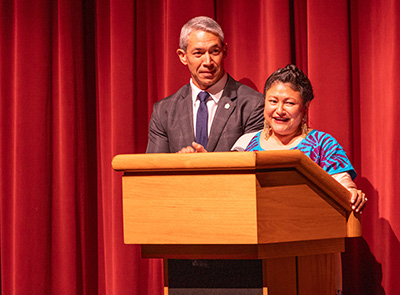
224 103 230 109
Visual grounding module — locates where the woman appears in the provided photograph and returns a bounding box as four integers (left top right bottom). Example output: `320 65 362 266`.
180 64 365 294
181 64 366 213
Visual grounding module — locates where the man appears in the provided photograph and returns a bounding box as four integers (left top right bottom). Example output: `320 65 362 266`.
146 16 264 153
145 16 265 292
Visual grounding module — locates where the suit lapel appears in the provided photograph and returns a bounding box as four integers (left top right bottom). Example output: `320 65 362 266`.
207 76 237 151
177 86 195 145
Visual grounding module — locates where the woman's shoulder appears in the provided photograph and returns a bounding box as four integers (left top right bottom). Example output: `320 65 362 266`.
304 129 340 145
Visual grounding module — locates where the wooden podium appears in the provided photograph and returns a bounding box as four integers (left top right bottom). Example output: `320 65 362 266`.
112 150 361 295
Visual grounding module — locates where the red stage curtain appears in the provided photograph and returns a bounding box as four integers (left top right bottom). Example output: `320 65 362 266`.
1 0 399 294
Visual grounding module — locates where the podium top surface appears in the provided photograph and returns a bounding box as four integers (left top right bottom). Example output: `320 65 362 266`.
113 150 314 172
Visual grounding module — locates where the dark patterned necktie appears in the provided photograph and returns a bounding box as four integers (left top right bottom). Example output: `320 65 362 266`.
196 91 210 148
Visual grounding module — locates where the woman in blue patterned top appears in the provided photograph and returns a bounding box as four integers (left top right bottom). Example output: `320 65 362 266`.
233 64 366 295
231 64 366 213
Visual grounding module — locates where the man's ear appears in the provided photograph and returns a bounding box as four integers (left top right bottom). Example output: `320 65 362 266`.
223 43 228 58
177 49 188 65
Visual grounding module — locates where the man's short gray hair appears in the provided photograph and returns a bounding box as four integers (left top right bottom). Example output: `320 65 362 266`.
179 16 224 51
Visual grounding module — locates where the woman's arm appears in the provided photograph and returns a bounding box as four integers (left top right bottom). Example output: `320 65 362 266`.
332 172 367 213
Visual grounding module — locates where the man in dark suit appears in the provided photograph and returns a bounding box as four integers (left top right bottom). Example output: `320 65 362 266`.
145 16 265 292
146 16 264 153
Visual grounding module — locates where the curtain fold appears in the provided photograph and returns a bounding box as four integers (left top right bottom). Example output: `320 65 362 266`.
218 0 293 92
307 0 353 154
0 0 96 294
1 0 399 294
351 0 400 292
95 0 164 293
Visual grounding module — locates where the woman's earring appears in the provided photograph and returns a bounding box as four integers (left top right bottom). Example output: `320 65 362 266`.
264 120 272 140
301 114 309 138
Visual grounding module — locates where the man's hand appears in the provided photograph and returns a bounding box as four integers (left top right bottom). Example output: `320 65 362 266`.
177 142 208 153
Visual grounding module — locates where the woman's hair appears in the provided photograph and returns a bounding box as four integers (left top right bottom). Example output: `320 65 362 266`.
264 64 314 105
179 16 224 51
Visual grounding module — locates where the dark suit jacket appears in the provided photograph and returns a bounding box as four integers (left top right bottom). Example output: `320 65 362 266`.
146 75 264 153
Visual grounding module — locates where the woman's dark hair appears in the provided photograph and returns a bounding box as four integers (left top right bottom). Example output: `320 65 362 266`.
263 64 314 105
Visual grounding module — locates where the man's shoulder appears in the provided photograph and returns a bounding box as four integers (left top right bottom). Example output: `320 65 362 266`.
225 75 264 100
154 83 191 107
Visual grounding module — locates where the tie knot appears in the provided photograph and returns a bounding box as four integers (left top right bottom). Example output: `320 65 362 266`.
198 91 210 103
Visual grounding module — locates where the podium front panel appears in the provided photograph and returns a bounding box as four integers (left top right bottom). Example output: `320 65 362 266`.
122 173 258 244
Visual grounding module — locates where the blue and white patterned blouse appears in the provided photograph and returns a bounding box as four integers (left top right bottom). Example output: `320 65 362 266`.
245 129 357 179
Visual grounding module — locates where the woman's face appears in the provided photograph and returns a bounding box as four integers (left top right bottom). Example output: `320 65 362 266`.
264 82 307 139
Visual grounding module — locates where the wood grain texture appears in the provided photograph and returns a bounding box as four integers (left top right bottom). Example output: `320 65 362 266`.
256 184 347 244
297 254 337 295
113 150 362 247
141 245 259 259
122 173 258 244
263 257 297 295
112 152 256 172
140 238 344 260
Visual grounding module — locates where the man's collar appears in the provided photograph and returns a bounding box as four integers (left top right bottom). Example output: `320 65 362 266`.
190 73 228 95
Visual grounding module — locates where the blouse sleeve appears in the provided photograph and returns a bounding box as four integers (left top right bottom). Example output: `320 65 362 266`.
318 133 357 179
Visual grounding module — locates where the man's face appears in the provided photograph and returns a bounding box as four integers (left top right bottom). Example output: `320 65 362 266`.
177 30 227 90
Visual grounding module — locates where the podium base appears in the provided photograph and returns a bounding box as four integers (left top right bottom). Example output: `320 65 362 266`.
167 259 263 289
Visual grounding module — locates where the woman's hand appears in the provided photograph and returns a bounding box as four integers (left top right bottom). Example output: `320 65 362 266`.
331 172 367 213
349 188 367 213
177 142 208 153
